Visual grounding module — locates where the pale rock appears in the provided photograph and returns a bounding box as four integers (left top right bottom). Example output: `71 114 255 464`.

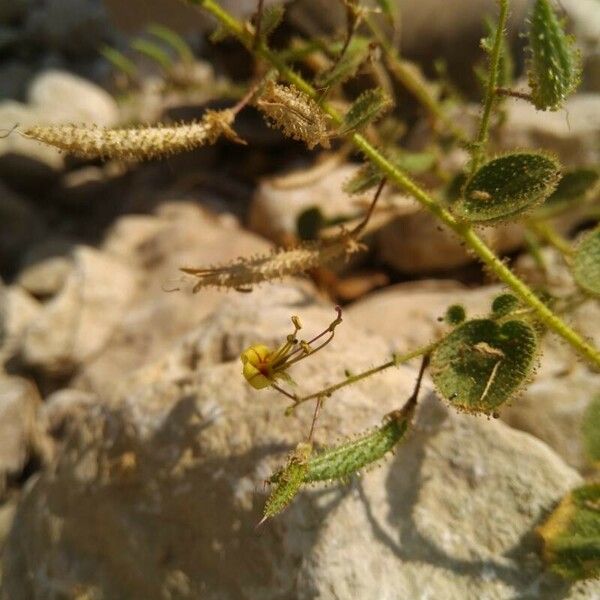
40 388 98 436
0 101 63 174
249 162 368 240
75 202 272 395
0 377 42 496
17 255 72 298
0 285 41 368
348 280 501 351
561 0 600 91
28 69 119 126
498 94 600 167
20 246 138 376
2 283 593 599
377 212 525 273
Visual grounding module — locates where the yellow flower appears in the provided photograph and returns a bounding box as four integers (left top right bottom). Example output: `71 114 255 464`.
241 344 273 389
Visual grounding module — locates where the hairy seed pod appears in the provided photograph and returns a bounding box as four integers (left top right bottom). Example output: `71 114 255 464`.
181 235 365 291
302 410 410 483
21 109 243 160
262 442 312 523
527 0 581 111
256 80 330 150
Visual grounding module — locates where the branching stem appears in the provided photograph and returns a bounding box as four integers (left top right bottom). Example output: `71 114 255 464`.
471 0 509 175
191 0 600 370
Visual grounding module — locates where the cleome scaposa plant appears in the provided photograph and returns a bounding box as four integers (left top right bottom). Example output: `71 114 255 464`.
19 0 600 581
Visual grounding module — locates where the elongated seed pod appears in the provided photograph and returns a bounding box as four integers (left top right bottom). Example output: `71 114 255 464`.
181 235 365 291
261 442 312 523
304 410 410 483
20 109 243 160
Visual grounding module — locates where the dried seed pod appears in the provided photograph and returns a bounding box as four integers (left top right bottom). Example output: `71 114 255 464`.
21 109 244 160
181 235 364 291
256 80 330 150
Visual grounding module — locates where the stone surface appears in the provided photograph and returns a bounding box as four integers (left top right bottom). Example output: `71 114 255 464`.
498 94 600 168
20 246 138 377
0 377 42 496
28 69 118 126
76 201 272 396
562 0 600 92
376 212 525 274
0 284 41 369
2 283 595 599
17 254 73 299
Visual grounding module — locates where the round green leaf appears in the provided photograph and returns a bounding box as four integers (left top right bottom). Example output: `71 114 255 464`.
431 319 537 413
573 227 600 298
456 153 561 223
491 293 519 317
445 304 466 326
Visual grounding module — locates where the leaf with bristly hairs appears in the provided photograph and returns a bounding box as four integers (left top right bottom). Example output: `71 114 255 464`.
339 88 393 134
456 152 561 224
430 318 538 413
572 227 600 298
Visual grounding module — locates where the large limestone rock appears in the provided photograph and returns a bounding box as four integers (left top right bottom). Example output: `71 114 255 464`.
76 201 272 396
2 284 595 599
20 246 138 377
0 377 44 498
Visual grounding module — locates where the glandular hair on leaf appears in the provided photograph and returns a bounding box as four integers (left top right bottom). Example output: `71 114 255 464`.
527 0 581 111
256 80 331 150
20 109 244 160
339 88 393 135
181 234 365 291
457 152 561 224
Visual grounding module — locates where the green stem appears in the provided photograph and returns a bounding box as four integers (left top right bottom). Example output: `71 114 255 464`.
193 0 600 370
471 0 509 174
363 15 468 144
291 343 435 409
528 221 575 257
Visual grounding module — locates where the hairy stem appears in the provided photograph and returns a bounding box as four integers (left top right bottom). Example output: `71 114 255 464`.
363 14 468 144
192 0 600 369
471 0 509 174
289 343 436 410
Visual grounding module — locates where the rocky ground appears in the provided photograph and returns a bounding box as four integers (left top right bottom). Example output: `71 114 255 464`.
1 1 599 599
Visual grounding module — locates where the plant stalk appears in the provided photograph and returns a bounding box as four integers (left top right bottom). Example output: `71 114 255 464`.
191 0 600 370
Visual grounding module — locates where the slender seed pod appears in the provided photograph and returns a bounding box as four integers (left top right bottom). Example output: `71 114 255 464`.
303 409 411 483
181 234 365 291
20 109 244 161
261 442 312 523
527 0 581 111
